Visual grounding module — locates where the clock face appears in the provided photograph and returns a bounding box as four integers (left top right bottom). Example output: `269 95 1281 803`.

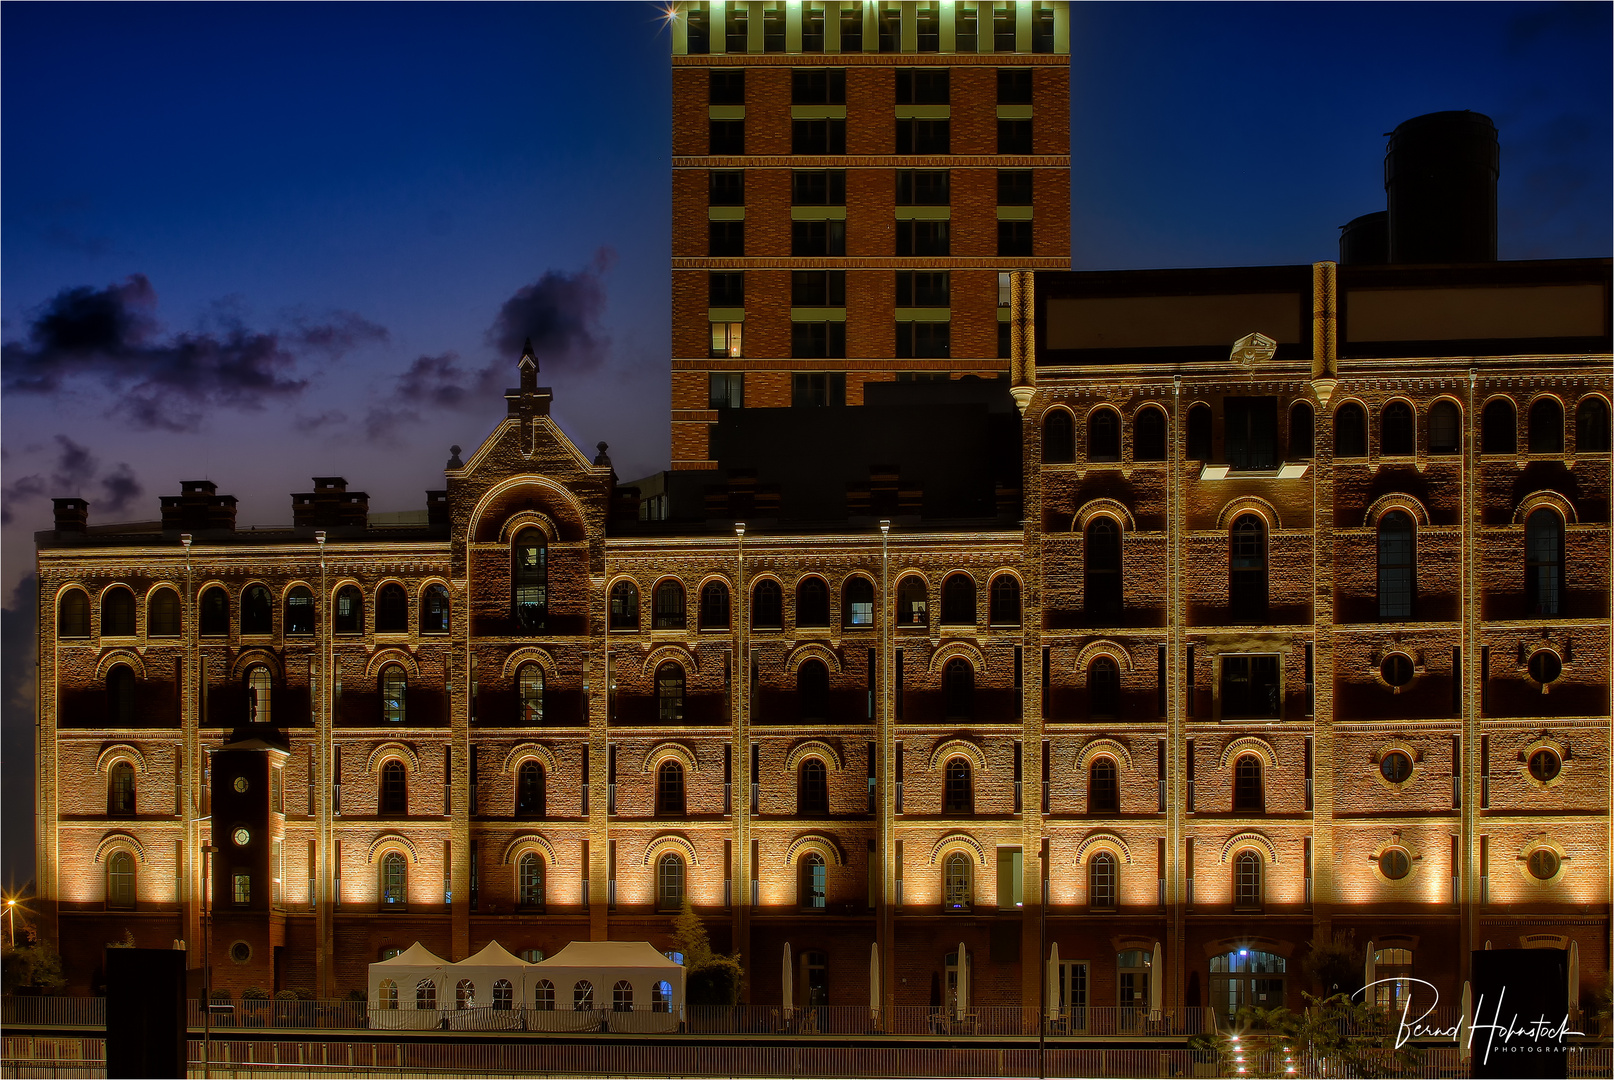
233 776 249 793
233 827 251 847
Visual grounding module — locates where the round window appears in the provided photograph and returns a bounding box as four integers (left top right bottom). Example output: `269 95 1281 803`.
229 941 252 964
1528 749 1562 783
1379 752 1413 784
1380 654 1414 688
1528 651 1562 685
1379 848 1411 881
232 827 251 847
1526 849 1560 881
233 776 249 793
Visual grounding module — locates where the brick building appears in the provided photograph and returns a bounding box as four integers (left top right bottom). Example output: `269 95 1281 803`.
32 0 1611 1033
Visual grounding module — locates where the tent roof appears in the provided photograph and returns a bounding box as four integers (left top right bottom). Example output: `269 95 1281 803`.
535 941 681 970
371 941 449 967
458 940 530 968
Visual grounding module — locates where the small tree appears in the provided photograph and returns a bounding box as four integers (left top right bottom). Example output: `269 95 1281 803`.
1301 931 1361 998
671 897 744 1007
1197 993 1421 1078
1 926 66 994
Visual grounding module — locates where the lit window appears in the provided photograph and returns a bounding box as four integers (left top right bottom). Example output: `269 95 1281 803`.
656 664 685 723
517 852 545 908
801 852 827 909
844 577 874 627
1088 852 1117 908
380 851 407 905
380 665 407 724
512 530 548 633
247 665 272 724
943 852 971 910
710 322 743 359
657 854 685 910
233 872 250 904
1233 851 1262 907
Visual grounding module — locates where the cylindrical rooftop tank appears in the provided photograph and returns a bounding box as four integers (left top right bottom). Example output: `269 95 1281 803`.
1339 210 1389 265
1385 110 1498 263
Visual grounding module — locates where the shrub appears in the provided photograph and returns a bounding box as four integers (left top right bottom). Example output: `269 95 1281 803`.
242 986 271 1000
274 990 298 1001
292 987 315 1001
345 989 366 1001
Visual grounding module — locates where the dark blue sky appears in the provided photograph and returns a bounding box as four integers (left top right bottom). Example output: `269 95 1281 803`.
1 1 1609 884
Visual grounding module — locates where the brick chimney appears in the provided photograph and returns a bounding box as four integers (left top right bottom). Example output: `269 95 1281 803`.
160 481 237 532
291 477 369 529
52 497 88 533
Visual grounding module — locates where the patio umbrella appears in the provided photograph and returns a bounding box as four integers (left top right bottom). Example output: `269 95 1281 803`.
1149 942 1163 1020
956 941 968 1021
1046 942 1060 1022
869 942 880 1018
1363 940 1376 998
782 942 793 1018
1568 941 1580 1021
1456 981 1472 1062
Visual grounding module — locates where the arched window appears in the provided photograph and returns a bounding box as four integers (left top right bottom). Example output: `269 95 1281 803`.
656 761 685 816
517 663 544 726
148 589 181 637
512 529 548 633
1089 407 1121 461
1229 514 1267 622
799 758 828 814
106 851 135 909
1429 400 1461 454
456 979 475 1009
108 762 136 816
612 980 634 1012
656 853 685 910
944 658 974 719
246 664 272 724
375 583 407 633
1481 398 1516 454
380 851 407 906
378 980 398 1010
1088 657 1119 717
896 576 928 626
492 980 514 1010
1289 401 1314 459
415 978 436 1010
573 980 595 1010
1088 852 1117 909
1088 757 1118 813
943 852 971 910
1084 518 1122 619
699 581 731 630
516 761 546 817
420 584 450 634
1043 410 1074 463
609 581 640 630
1576 397 1611 452
800 851 827 909
843 577 875 626
796 577 830 627
1210 949 1285 1020
1233 851 1262 907
107 664 136 726
380 665 407 724
752 579 783 629
58 589 90 638
1135 407 1167 462
533 980 555 1010
798 660 829 720
988 575 1021 626
1370 948 1415 1012
1186 404 1212 460
517 852 545 908
1232 754 1264 812
101 586 136 637
1335 403 1367 458
1525 510 1563 616
199 586 231 636
943 757 972 814
653 981 673 1012
656 662 685 722
1381 402 1415 456
380 760 407 815
1377 510 1416 620
333 585 363 634
940 574 975 625
283 586 314 636
241 585 272 635
653 580 685 630
1529 398 1564 453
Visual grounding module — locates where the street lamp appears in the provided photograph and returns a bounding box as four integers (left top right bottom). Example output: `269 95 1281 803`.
5 897 16 946
202 842 217 1080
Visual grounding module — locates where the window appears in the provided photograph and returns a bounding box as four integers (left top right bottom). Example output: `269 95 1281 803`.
752 580 782 629
96 587 139 640
238 585 271 635
709 320 744 359
709 169 744 206
1525 510 1563 616
1335 403 1367 457
895 321 949 358
380 851 407 906
108 762 136 816
572 979 595 1011
1210 949 1284 1019
655 663 685 723
1135 407 1166 462
792 269 845 307
380 665 407 724
1233 851 1263 907
1044 410 1074 463
606 979 632 1013
801 5 825 52
997 220 1032 256
1481 398 1516 454
534 980 555 1011
1528 650 1562 686
709 69 743 105
793 118 845 154
693 580 729 631
800 852 827 908
791 370 846 403
1285 400 1314 459
799 758 828 814
943 756 973 813
454 979 474 1010
843 577 874 627
997 169 1032 206
895 270 949 307
791 218 845 256
1526 396 1566 453
708 371 744 410
896 576 927 626
246 665 272 724
1377 510 1416 619
653 580 686 630
1089 852 1117 909
610 581 640 630
380 760 407 814
1084 518 1122 619
334 585 362 634
420 585 449 634
708 117 744 155
1528 748 1561 782
791 170 845 206
517 761 546 817
1225 397 1278 470
791 67 845 104
1186 404 1212 460
895 67 948 104
231 871 250 904
940 574 975 625
1526 848 1560 881
517 852 545 907
798 660 829 721
1382 401 1416 456
1232 755 1264 813
1089 658 1119 718
797 577 830 627
895 219 949 256
709 271 743 308
709 220 745 257
58 589 90 638
998 119 1032 154
897 170 950 205
1576 397 1611 451
107 664 136 726
1425 400 1460 454
378 980 398 1009
1089 408 1121 462
370 583 406 633
1229 515 1267 622
657 853 685 910
943 852 972 910
944 660 974 720
511 530 548 633
1380 751 1412 784
105 850 136 908
998 67 1032 104
1222 655 1280 719
1089 759 1119 814
1378 849 1411 881
146 588 180 637
989 575 1021 626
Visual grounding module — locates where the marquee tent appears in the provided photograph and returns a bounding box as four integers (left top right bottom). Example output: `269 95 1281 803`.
531 940 685 1033
442 940 529 1031
368 942 450 1030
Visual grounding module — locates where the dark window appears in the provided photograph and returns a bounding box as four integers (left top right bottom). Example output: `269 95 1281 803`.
708 271 744 306
791 68 845 104
1429 400 1461 454
513 530 548 633
686 5 709 53
106 851 135 909
752 580 783 628
1576 397 1611 451
1525 510 1563 616
380 760 407 814
791 322 847 361
895 219 949 256
1222 656 1281 719
420 584 449 634
1377 511 1416 619
895 119 949 154
1335 403 1367 457
1135 407 1167 461
1528 748 1561 781
791 170 845 205
896 576 928 626
997 119 1032 154
245 664 272 724
709 170 744 205
914 3 939 50
1089 408 1121 461
895 321 950 358
1379 752 1412 784
801 5 824 52
844 577 874 627
997 220 1032 256
1044 410 1074 463
797 577 830 627
333 586 362 634
762 4 784 50
989 575 1021 626
997 169 1032 205
284 587 314 636
1381 653 1414 688
1226 397 1278 470
656 663 685 723
1031 6 1055 51
943 756 973 813
376 583 408 633
657 854 685 909
709 70 744 105
954 3 977 51
877 5 899 50
798 661 829 720
1089 657 1119 717
791 369 846 402
1186 403 1212 459
518 662 544 725
896 170 950 205
1481 398 1516 454
108 762 136 816
998 68 1032 103
709 220 745 256
656 761 685 815
58 589 90 638
1088 852 1117 908
101 586 136 637
1290 401 1315 458
800 851 828 907
517 853 545 907
1528 397 1564 453
188 588 225 637
944 659 974 719
992 5 1016 50
791 219 845 256
839 5 863 50
1232 755 1265 812
1527 849 1560 881
1233 851 1262 907
940 574 975 625
1089 758 1118 813
896 69 949 104
517 761 546 817
653 580 685 630
1229 515 1267 622
1084 518 1122 619
1381 401 1415 456
895 270 949 307
708 119 745 155
380 666 407 724
609 581 640 630
792 270 845 306
699 581 730 630
793 119 846 154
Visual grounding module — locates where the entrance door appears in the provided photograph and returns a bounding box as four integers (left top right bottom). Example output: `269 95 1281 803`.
1210 949 1287 1022
1058 961 1089 1033
801 950 828 1008
1116 949 1151 1033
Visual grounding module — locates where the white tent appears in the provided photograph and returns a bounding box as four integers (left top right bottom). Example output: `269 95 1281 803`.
368 942 450 1030
444 940 529 1031
531 940 685 1033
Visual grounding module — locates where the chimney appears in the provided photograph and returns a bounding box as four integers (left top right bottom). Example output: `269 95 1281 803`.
291 477 369 529
426 490 449 526
161 482 237 532
52 498 89 533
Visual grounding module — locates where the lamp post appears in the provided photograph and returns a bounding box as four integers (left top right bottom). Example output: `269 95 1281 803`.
202 842 217 1080
1038 843 1047 1080
4 897 15 946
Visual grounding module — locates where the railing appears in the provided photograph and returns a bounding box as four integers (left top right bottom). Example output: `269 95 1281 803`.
1 1001 106 1029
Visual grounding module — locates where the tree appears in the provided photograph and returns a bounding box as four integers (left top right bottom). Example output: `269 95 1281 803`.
1194 993 1421 1078
2 925 66 994
671 897 744 1007
1301 931 1361 998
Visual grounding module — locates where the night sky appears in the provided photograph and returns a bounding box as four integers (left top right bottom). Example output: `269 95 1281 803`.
2 2 1608 887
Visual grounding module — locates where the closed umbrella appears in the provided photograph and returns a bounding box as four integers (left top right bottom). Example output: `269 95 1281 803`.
1046 942 1060 1022
1567 941 1580 1023
956 942 968 1021
869 942 881 1019
1149 941 1163 1021
782 942 793 1019
1456 981 1472 1062
1363 940 1376 1000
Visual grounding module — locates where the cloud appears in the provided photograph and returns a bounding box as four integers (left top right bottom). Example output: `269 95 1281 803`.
50 435 97 489
2 576 37 888
486 248 615 370
0 436 142 524
1 274 388 432
98 464 143 517
0 475 45 526
294 409 350 433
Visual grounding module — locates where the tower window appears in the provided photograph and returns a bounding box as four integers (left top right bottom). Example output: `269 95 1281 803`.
100 587 137 637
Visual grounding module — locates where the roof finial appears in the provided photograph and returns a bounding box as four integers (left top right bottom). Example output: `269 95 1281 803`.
518 338 537 390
